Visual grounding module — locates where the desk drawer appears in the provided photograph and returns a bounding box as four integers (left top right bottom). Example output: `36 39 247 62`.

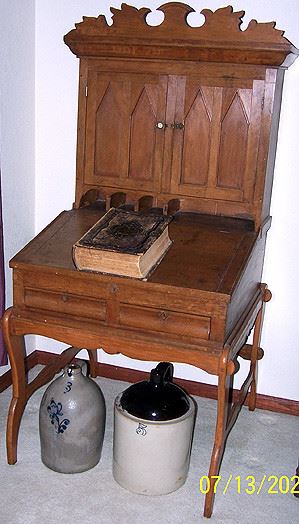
119 303 210 340
24 287 106 321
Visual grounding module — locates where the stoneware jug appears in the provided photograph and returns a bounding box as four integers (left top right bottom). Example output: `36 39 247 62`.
39 361 106 473
113 362 196 495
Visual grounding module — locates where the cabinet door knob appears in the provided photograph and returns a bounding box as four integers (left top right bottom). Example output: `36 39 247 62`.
155 121 168 130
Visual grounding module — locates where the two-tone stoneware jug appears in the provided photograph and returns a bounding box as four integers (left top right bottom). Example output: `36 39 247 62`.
113 362 196 495
39 361 106 473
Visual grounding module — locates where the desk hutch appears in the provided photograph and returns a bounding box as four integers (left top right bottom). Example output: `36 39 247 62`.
3 3 298 517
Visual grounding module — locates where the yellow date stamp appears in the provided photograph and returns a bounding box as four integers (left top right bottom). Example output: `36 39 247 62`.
199 475 299 495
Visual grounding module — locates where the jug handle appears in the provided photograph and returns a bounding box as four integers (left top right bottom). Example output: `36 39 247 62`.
76 359 88 376
150 362 174 386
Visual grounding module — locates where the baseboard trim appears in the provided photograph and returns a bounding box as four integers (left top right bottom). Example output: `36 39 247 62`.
35 350 298 417
1 349 298 417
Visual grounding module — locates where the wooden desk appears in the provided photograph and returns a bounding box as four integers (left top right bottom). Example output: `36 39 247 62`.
3 206 269 516
3 3 297 518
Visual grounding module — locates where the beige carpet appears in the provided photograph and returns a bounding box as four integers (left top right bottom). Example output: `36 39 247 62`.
0 366 298 523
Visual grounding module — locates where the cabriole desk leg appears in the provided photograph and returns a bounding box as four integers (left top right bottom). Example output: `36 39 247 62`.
2 308 27 464
203 349 231 518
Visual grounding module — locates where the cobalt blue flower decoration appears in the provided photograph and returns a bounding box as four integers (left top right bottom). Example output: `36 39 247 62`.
47 399 70 434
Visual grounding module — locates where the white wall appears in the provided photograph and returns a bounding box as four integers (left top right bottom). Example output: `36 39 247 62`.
0 0 36 375
3 1 299 400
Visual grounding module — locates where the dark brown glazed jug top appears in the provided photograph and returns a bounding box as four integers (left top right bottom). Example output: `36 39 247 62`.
120 362 190 421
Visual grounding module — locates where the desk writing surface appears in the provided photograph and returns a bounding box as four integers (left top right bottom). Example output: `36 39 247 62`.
11 207 256 296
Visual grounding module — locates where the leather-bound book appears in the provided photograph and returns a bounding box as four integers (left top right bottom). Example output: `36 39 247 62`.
73 208 173 279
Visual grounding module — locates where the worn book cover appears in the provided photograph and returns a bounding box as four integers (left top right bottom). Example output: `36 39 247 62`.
73 207 173 279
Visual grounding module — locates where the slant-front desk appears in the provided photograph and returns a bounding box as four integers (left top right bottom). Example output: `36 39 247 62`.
3 4 298 517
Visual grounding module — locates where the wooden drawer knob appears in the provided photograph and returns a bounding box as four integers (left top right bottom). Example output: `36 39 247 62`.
159 310 168 321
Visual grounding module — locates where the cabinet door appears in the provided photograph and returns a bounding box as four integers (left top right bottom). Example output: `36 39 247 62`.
84 70 168 193
169 76 264 207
